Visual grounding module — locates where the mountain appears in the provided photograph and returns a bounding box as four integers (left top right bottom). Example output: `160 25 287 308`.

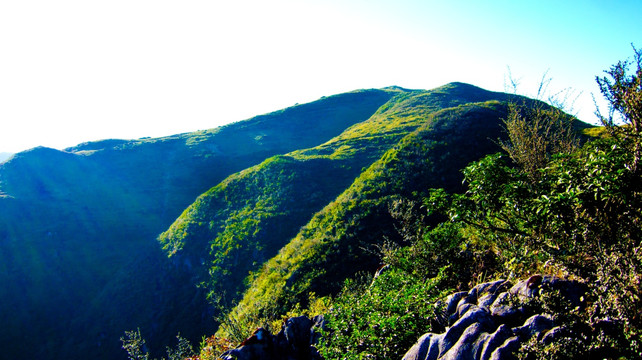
159 85 526 333
0 88 396 360
0 83 587 360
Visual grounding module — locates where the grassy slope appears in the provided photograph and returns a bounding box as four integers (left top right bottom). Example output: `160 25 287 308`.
162 84 512 296
226 99 513 328
157 83 523 336
0 88 395 360
158 88 429 306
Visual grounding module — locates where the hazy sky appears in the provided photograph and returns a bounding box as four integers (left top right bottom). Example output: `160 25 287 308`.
1 0 640 153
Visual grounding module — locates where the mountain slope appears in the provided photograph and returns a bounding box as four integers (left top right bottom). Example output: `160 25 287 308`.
225 100 513 327
157 83 525 334
0 88 396 360
0 82 580 360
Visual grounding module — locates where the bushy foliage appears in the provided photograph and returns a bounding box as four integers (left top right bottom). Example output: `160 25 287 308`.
444 137 641 356
318 268 449 360
386 194 499 289
596 45 642 173
441 49 642 357
314 50 642 359
500 102 579 181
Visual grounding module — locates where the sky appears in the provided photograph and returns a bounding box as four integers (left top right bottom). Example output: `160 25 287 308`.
0 0 640 154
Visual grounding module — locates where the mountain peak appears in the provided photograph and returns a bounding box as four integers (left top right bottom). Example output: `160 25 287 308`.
382 85 416 92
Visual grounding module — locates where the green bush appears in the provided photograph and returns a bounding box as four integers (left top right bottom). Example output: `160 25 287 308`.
318 268 450 360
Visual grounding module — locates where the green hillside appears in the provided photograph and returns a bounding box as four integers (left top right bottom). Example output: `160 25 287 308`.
179 50 640 360
0 80 604 360
0 88 395 360
158 84 515 308
223 100 512 330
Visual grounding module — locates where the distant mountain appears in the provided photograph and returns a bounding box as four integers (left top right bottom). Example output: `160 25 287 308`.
0 83 589 360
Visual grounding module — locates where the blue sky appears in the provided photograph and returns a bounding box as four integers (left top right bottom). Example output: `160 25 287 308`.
0 0 640 153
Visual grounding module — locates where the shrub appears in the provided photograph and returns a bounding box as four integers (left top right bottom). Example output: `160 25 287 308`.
318 268 450 360
121 330 195 360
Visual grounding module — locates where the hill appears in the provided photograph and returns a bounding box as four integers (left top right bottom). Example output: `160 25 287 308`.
156 84 565 344
0 88 396 360
158 83 518 309
0 82 591 360
130 50 641 359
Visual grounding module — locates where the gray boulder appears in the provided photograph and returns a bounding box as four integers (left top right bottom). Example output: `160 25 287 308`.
402 275 586 360
221 316 324 360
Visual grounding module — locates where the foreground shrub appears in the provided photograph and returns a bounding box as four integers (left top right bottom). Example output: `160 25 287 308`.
318 268 450 360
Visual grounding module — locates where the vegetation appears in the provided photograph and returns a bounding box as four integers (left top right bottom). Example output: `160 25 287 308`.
596 45 642 173
156 84 519 346
121 329 195 360
0 88 395 360
5 49 638 359
318 268 450 360
318 50 641 359
190 50 641 360
212 99 512 344
499 101 580 181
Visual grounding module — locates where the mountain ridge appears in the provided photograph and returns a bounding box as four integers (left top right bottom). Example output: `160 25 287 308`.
0 82 588 360
157 84 519 308
0 86 398 360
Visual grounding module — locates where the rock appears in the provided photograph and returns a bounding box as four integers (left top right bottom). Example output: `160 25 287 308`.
513 314 555 339
284 316 314 349
402 276 587 360
477 293 499 308
222 316 324 360
467 280 509 304
445 291 468 315
221 328 274 360
455 302 475 319
488 337 520 360
441 322 490 360
440 306 494 357
478 325 513 360
489 292 525 327
540 326 564 345
310 315 326 345
510 275 587 309
403 333 440 360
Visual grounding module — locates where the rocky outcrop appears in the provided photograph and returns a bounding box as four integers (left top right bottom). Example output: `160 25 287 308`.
402 275 587 360
221 315 326 360
221 276 586 360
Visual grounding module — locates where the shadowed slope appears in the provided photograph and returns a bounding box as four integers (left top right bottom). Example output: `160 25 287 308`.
0 88 396 360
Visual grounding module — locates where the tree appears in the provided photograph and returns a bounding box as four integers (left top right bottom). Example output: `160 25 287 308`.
596 45 642 173
501 69 583 182
499 102 579 181
454 48 642 357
